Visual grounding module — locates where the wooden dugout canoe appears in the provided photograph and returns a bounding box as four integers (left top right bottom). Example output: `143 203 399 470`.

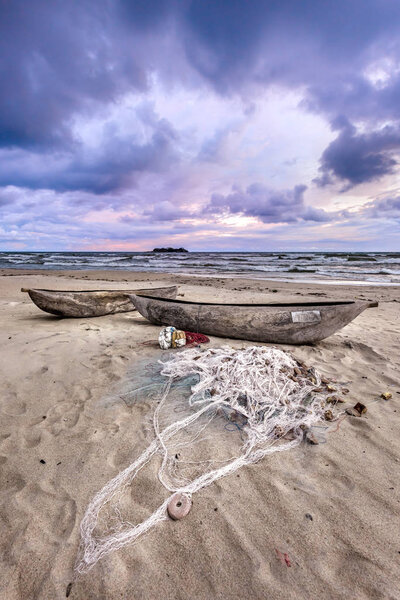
22 286 178 318
131 294 378 344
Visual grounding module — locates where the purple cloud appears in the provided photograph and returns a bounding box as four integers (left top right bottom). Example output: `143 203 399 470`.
2 1 400 152
315 118 400 188
0 2 147 149
205 184 332 223
1 1 400 249
363 194 400 219
0 104 180 193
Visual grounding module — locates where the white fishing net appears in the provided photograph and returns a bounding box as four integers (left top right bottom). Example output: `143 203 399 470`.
76 345 331 573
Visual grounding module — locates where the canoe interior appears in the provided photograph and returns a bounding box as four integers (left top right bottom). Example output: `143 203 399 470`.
24 289 153 293
132 295 357 308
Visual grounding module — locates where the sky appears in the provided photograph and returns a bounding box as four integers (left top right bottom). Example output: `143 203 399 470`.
1 0 400 252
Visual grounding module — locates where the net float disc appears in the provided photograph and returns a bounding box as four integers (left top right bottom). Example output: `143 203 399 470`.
167 492 192 520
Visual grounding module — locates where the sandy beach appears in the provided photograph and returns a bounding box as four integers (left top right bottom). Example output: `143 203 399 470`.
1 269 399 600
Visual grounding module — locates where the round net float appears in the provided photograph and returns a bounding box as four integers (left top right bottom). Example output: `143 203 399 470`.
167 492 192 520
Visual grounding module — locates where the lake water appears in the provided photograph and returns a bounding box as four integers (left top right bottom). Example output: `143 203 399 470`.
1 251 400 285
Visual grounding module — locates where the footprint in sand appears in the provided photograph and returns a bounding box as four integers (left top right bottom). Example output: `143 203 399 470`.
346 341 387 363
0 433 11 448
72 384 91 402
315 468 357 499
1 391 26 416
45 403 83 436
15 481 77 542
0 465 26 494
22 428 42 448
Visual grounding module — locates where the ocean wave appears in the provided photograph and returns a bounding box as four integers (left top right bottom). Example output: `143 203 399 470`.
1 251 399 285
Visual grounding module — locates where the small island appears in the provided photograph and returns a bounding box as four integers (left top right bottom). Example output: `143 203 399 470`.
152 247 189 253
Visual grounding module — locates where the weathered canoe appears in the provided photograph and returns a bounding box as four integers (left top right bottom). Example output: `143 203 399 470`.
131 295 378 344
22 286 178 318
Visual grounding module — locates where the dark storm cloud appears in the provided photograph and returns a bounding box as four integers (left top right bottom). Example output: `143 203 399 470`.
181 0 400 112
0 104 179 193
164 0 400 188
315 118 400 188
0 0 149 150
117 0 400 95
2 0 400 213
204 184 332 223
3 1 400 142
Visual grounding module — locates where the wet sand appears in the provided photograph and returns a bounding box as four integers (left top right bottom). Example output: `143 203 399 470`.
0 269 399 599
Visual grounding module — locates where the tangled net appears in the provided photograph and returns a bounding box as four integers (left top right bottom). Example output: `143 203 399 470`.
76 346 333 573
